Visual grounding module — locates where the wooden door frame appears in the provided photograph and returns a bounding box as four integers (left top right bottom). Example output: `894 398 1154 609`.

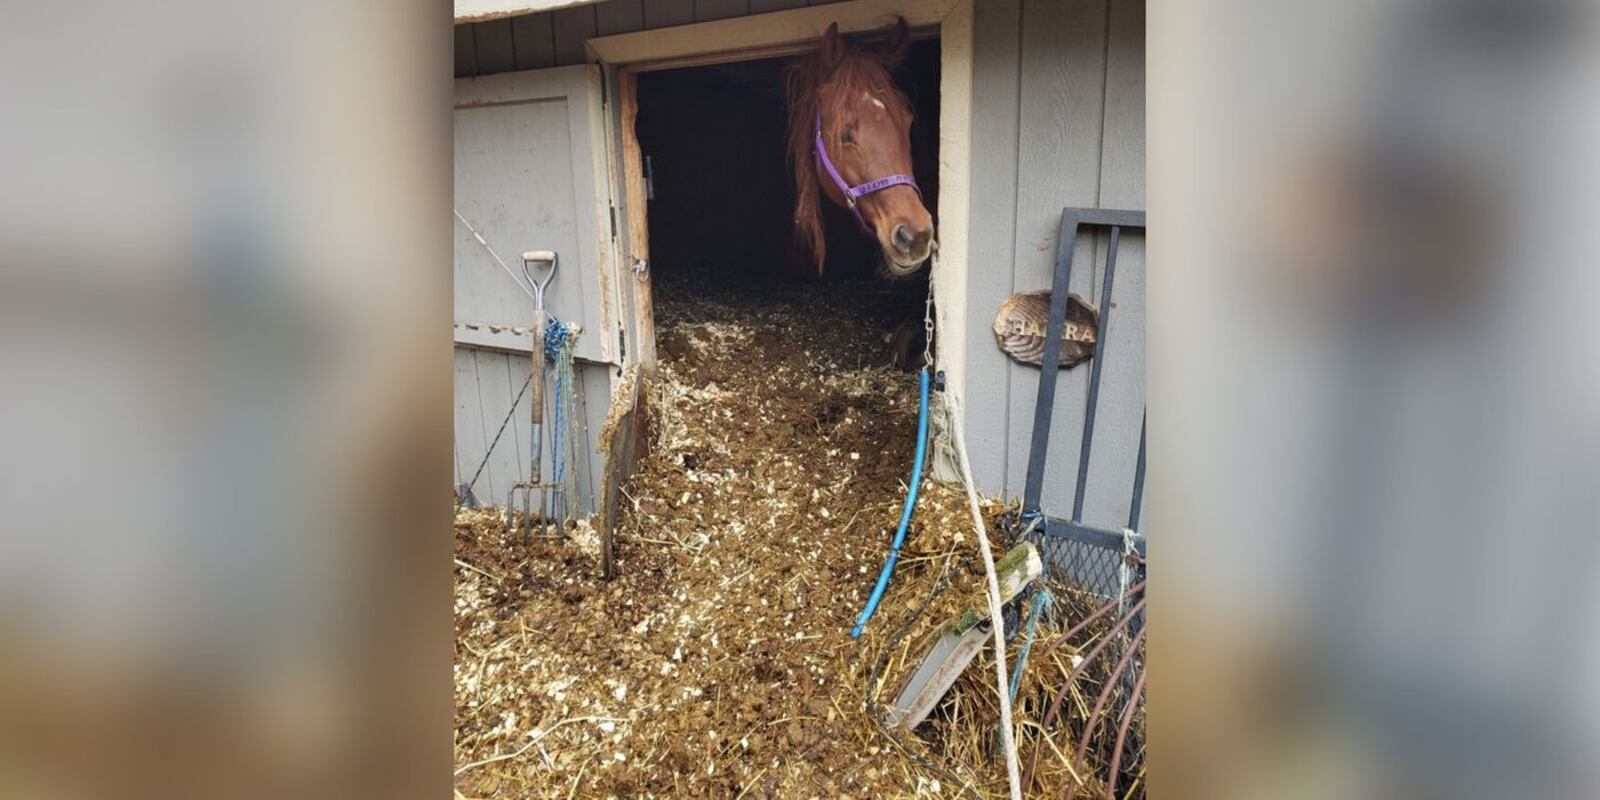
594 0 975 407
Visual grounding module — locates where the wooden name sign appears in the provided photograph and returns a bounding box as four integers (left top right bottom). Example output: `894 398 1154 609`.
992 290 1099 368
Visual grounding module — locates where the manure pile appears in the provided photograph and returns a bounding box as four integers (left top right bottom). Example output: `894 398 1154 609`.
454 277 1138 798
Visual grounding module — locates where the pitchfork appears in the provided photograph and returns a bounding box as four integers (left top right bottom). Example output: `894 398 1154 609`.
506 250 565 545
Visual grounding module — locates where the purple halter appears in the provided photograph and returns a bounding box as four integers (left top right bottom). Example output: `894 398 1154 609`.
813 112 921 234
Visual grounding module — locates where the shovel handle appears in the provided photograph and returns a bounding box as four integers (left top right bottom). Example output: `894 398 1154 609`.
530 307 546 426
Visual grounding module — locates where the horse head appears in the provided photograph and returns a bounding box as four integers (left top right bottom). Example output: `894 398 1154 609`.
788 18 934 277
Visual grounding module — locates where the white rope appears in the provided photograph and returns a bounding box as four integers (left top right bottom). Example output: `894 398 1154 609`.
453 209 536 299
1118 528 1138 613
945 394 1023 800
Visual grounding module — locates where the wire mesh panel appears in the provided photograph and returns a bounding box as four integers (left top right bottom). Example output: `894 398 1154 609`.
1036 531 1126 598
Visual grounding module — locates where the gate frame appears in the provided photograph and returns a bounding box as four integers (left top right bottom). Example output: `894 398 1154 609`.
1018 206 1148 575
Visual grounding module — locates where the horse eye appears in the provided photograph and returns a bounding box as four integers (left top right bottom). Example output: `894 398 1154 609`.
841 130 854 144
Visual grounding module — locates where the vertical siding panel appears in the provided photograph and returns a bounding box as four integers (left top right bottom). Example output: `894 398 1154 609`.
475 349 525 507
468 350 503 506
454 348 491 504
576 363 612 516
1003 0 1110 514
750 0 807 12
596 0 645 35
694 0 748 22
500 352 528 491
1080 0 1146 529
964 0 1024 498
552 5 597 65
475 19 517 76
454 24 478 78
512 13 557 70
506 351 536 504
644 0 695 28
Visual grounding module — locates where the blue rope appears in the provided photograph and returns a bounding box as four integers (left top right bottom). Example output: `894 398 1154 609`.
1007 588 1053 703
851 367 931 639
543 318 576 488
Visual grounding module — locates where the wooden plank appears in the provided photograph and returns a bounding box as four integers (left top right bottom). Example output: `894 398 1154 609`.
1003 0 1110 508
475 349 526 506
886 543 1043 732
512 12 557 69
1079 0 1146 529
589 0 956 65
960 0 1021 493
475 18 517 74
454 347 495 504
454 428 464 494
929 0 975 483
598 367 648 579
750 0 807 12
454 23 478 78
694 0 748 22
458 0 596 24
573 362 611 515
642 0 695 28
552 4 597 64
617 69 657 375
502 351 531 501
595 0 644 35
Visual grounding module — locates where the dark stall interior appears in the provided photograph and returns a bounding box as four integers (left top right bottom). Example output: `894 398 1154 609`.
634 38 941 288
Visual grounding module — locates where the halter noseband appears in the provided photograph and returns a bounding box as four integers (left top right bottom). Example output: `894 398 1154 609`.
813 112 921 234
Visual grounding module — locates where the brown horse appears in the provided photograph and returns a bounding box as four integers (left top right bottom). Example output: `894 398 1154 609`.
787 18 935 276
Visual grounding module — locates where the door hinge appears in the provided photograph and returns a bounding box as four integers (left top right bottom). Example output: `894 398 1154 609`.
599 70 608 106
618 325 627 367
609 205 617 240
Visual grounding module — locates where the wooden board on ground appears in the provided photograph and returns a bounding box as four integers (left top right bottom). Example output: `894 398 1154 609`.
991 290 1098 368
886 542 1044 732
598 366 649 580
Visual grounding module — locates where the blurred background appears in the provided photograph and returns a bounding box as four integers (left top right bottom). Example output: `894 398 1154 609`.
0 2 451 798
1149 0 1600 798
0 0 1595 798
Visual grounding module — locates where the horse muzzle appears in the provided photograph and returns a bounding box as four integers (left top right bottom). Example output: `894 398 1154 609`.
884 220 935 273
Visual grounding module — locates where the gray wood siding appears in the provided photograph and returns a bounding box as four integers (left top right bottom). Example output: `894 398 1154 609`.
454 345 608 515
455 0 848 77
964 0 1146 531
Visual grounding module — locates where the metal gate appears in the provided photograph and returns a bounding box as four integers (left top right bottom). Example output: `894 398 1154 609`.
1004 206 1147 798
1006 206 1147 596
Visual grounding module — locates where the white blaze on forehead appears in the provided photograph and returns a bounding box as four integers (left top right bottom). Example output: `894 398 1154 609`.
863 91 886 110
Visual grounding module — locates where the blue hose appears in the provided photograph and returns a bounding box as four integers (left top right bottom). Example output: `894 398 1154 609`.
852 367 931 638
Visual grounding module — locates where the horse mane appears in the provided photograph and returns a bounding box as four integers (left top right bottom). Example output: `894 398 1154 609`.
785 30 913 275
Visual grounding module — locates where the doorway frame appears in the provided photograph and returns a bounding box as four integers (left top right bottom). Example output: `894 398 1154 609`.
589 0 975 408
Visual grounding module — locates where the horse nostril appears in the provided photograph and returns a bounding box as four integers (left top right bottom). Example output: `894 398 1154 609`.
893 225 914 253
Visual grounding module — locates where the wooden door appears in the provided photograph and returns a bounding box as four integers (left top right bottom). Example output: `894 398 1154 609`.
453 64 619 509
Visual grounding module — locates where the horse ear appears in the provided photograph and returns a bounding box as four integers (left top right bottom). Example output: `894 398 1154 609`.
879 17 910 68
819 22 847 73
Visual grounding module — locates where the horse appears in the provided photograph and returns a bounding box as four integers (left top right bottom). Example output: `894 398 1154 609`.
787 18 936 277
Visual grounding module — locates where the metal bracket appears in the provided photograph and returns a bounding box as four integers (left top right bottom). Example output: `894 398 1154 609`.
631 258 648 279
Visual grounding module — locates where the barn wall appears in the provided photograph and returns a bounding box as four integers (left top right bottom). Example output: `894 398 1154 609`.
455 0 851 77
453 0 1147 533
453 345 609 516
963 0 1146 531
